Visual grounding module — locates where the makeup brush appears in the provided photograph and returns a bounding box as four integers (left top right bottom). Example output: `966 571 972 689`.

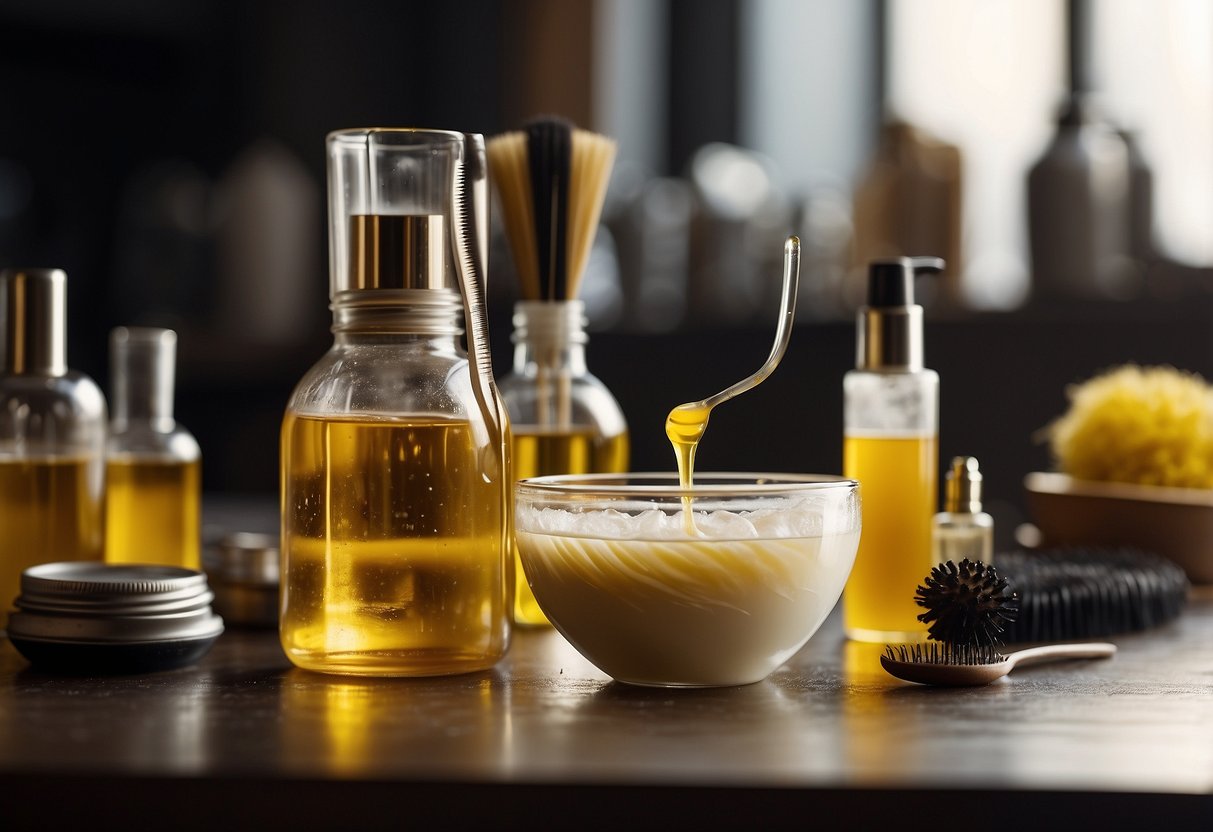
487 117 616 426
487 116 617 303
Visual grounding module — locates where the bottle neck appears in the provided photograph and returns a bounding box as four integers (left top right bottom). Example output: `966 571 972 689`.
511 300 588 376
331 288 465 342
111 328 176 432
2 268 67 376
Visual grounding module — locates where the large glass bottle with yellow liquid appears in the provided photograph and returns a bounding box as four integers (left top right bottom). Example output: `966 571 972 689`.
105 327 201 569
280 128 511 677
842 257 943 643
498 300 628 626
0 268 106 628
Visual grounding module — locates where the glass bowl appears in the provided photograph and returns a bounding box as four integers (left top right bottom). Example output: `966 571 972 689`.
514 473 861 688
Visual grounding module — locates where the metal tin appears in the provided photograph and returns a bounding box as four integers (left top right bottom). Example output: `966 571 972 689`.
202 532 279 628
6 562 224 673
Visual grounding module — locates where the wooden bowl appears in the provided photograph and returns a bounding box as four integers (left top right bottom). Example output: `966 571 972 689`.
1024 471 1213 584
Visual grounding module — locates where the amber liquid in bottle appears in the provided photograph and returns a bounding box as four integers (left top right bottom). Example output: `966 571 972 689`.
510 427 628 624
281 414 508 676
105 457 201 569
842 433 938 642
0 456 103 625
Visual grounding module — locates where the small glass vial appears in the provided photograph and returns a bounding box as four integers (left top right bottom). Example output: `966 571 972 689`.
0 268 106 627
498 300 628 626
280 129 511 677
933 456 994 564
105 327 201 569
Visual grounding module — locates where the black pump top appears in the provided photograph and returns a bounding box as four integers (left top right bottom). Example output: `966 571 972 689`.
867 257 946 307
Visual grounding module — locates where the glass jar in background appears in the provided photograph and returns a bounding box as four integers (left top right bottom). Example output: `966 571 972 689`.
498 299 628 626
280 128 511 677
104 327 201 569
0 268 106 627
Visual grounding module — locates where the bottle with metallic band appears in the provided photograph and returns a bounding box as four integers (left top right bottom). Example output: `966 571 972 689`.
105 327 202 569
0 268 106 627
932 456 994 564
843 256 943 643
280 128 511 676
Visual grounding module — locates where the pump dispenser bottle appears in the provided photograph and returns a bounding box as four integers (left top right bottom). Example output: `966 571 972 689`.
280 129 511 676
0 268 106 626
933 456 994 564
105 327 201 569
842 257 943 642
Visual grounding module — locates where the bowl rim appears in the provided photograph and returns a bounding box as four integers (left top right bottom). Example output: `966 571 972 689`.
515 471 857 497
1025 471 1213 506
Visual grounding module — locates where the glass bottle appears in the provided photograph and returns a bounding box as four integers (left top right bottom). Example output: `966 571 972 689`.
932 456 994 564
498 299 628 626
843 257 943 643
104 327 201 569
280 128 511 677
0 268 106 627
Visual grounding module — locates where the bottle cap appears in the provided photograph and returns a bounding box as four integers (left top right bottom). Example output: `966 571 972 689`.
1 267 67 376
856 257 945 371
945 456 984 514
6 562 224 673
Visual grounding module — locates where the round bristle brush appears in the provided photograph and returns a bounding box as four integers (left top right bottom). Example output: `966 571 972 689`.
914 558 1019 647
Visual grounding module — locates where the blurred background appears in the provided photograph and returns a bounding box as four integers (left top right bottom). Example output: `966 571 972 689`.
0 0 1210 548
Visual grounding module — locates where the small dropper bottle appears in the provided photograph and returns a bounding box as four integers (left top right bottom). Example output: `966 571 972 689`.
932 456 994 564
105 327 201 569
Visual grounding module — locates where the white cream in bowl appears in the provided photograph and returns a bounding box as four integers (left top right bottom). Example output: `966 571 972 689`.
516 495 859 687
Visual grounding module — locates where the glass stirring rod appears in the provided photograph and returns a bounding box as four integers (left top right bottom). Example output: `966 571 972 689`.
666 235 802 506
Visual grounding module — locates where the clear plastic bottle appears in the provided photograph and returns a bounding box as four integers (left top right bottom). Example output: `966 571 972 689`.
105 327 201 569
843 257 943 643
499 299 628 625
932 456 994 564
0 268 106 626
280 129 511 677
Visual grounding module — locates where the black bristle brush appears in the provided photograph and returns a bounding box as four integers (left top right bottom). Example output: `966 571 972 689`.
883 557 1116 686
913 558 1019 648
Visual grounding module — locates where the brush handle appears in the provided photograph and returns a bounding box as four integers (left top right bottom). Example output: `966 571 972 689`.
1005 642 1116 671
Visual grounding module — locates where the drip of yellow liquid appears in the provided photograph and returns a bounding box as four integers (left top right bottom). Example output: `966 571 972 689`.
662 236 801 527
665 403 710 490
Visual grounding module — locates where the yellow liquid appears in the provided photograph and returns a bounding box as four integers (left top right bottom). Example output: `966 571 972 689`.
0 456 103 627
511 427 628 626
665 403 710 535
665 403 709 490
105 457 201 569
842 433 938 642
280 414 509 676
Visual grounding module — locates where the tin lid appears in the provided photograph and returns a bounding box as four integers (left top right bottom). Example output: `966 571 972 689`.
8 562 224 646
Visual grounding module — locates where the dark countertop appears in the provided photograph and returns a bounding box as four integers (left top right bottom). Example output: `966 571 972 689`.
2 581 1212 829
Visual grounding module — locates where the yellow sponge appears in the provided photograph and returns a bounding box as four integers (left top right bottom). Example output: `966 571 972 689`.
1049 364 1213 489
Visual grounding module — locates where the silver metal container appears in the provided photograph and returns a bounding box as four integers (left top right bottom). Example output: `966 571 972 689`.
202 532 279 628
6 562 224 673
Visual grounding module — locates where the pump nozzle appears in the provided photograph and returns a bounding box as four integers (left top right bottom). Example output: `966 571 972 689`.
857 255 945 370
866 256 946 306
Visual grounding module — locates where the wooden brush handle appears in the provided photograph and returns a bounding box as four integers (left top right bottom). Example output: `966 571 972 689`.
1006 642 1117 670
